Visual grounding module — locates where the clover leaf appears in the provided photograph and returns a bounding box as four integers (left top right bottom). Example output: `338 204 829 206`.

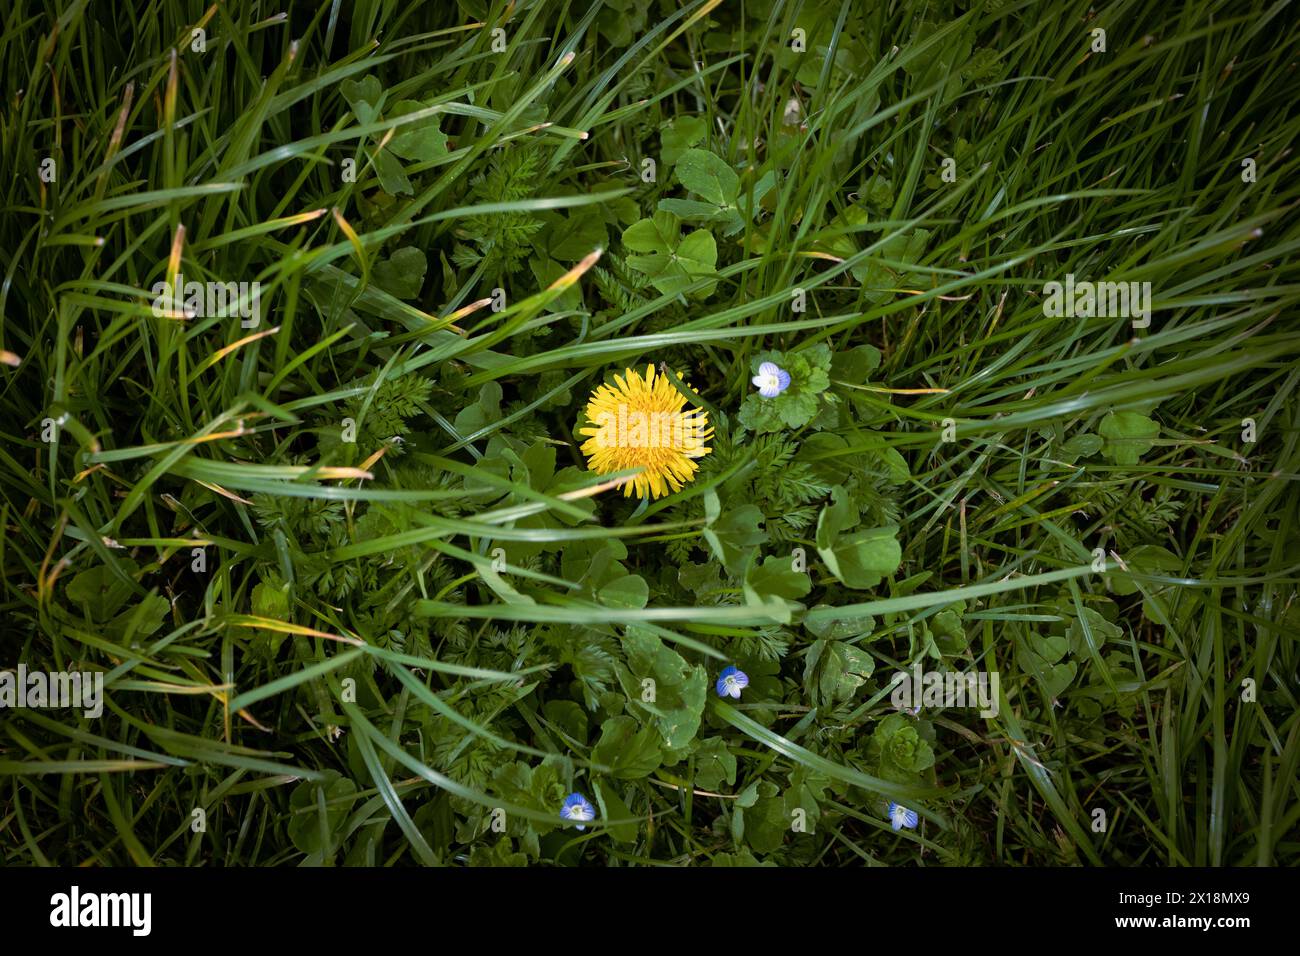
660 116 707 166
371 246 427 299
621 212 718 298
1098 410 1160 465
658 148 748 234
387 99 448 161
814 486 901 590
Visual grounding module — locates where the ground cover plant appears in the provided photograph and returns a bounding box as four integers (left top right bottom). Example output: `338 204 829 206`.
1 0 1298 868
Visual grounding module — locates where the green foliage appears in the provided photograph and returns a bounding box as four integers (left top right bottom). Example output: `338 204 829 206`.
815 488 902 590
660 116 707 166
865 714 937 786
621 211 719 298
738 346 833 432
804 636 875 706
289 772 358 856
372 247 428 300
660 148 746 234
592 716 664 780
66 559 169 641
3 0 1298 872
453 149 547 282
318 371 435 463
618 626 707 752
1098 410 1161 465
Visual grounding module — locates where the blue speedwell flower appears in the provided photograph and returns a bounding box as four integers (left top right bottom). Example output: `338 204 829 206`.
716 665 750 699
560 792 596 830
888 802 919 831
751 361 791 398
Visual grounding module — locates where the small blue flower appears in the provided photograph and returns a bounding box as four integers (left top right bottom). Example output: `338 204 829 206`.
716 665 750 699
560 791 596 830
888 802 919 831
751 362 791 398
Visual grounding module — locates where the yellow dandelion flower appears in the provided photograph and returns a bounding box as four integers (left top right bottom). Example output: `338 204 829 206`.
578 364 713 499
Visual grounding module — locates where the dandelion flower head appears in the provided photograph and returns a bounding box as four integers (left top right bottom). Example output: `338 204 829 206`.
578 364 713 499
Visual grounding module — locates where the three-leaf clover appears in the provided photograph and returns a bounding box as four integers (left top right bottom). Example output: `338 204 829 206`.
621 211 718 298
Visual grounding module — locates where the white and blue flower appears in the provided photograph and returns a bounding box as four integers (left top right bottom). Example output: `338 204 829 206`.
560 791 596 830
751 361 791 398
888 802 919 831
716 665 750 699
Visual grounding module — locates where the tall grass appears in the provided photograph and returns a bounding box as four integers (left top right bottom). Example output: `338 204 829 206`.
1 0 1297 866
